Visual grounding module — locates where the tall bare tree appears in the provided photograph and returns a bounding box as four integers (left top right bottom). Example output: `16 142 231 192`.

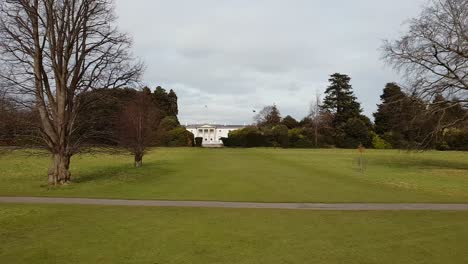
255 104 281 127
382 0 468 144
117 92 160 168
0 83 11 144
0 79 8 118
0 0 143 184
309 91 322 147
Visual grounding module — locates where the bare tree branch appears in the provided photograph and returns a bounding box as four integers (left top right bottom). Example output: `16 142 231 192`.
0 0 144 184
382 0 468 147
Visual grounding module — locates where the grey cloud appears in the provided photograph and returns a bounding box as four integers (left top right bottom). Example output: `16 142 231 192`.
115 0 426 124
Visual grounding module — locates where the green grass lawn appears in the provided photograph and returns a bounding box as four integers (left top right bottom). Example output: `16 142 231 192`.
0 204 467 264
1 148 468 202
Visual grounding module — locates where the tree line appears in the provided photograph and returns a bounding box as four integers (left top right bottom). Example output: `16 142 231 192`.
223 0 467 150
223 72 467 150
1 86 194 164
0 0 466 185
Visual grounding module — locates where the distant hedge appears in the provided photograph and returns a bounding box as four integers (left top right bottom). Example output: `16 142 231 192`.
165 127 194 147
221 126 318 148
195 137 203 147
222 127 266 148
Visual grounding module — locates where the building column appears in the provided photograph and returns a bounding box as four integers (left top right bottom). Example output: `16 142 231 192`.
202 129 205 145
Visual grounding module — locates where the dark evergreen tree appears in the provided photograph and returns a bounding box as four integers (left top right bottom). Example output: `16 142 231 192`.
168 89 179 116
373 83 442 148
429 95 466 130
321 73 362 127
153 86 170 116
76 88 138 146
142 86 152 95
75 87 187 147
320 73 373 148
422 94 467 149
152 86 180 123
281 115 299 129
373 83 407 135
339 118 372 148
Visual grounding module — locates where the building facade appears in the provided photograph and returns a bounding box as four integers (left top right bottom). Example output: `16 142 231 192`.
186 124 245 146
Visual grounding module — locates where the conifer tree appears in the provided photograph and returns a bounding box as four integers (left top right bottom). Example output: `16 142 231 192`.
168 89 179 116
321 73 362 127
373 83 407 135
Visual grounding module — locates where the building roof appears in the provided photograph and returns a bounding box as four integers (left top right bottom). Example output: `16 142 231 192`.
185 124 246 129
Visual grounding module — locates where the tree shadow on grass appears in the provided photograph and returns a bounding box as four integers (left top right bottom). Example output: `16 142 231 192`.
370 156 468 171
72 160 176 184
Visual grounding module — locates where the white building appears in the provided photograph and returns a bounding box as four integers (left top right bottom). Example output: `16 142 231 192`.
186 124 245 147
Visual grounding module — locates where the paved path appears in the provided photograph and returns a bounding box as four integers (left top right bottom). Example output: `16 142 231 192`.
2 197 468 211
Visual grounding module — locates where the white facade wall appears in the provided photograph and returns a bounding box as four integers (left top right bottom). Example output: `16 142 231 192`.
186 124 244 146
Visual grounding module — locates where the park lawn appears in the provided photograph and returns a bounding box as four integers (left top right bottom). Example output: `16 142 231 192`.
1 204 468 264
1 148 468 203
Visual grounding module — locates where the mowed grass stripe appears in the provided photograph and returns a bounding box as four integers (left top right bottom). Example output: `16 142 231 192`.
1 204 468 264
259 149 444 202
1 148 468 203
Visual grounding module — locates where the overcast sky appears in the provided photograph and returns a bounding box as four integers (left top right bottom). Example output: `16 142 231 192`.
115 0 426 125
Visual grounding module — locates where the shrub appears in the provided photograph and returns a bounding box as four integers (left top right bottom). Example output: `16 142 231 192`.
381 131 406 149
158 116 180 131
220 137 230 146
439 128 468 151
288 128 303 146
223 127 267 147
287 128 314 148
337 118 372 148
195 137 203 147
371 132 392 149
166 127 194 147
272 125 289 148
435 141 451 151
293 137 315 148
153 116 182 146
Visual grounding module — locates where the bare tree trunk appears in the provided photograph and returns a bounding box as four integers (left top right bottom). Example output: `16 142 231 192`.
314 125 318 148
48 153 71 185
310 91 322 148
134 153 143 168
0 1 143 185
